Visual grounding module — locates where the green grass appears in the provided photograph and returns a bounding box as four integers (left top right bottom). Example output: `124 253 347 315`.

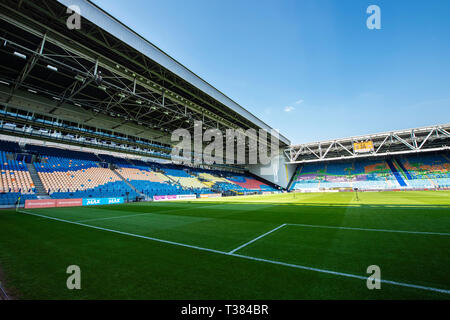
0 191 449 299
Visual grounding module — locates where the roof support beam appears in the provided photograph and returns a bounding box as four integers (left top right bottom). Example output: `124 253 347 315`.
286 124 450 163
6 34 46 103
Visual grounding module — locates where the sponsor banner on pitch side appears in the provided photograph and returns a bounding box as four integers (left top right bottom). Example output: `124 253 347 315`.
153 195 177 201
56 198 83 207
199 193 222 198
176 194 197 200
25 199 57 209
153 194 196 201
82 197 124 206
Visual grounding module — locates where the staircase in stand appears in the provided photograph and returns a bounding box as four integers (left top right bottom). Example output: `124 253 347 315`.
394 159 412 180
287 165 302 191
111 168 147 200
162 172 180 185
26 163 50 198
386 159 407 187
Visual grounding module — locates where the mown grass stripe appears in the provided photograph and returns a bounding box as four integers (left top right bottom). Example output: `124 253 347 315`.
228 224 287 254
287 223 450 236
19 210 450 295
75 204 221 223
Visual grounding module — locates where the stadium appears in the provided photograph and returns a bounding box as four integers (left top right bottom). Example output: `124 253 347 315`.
0 0 449 301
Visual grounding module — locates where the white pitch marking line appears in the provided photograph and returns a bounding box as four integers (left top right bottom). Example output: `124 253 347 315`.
286 223 450 236
228 224 287 254
75 204 219 223
230 253 450 295
20 210 225 255
18 210 450 295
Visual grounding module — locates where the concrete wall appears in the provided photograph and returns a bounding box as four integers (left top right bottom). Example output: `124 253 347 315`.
247 150 296 189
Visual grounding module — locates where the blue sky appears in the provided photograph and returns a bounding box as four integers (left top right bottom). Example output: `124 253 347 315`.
92 0 450 144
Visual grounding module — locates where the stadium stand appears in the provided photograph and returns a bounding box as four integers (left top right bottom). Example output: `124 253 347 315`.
25 144 99 161
35 156 137 199
1 140 22 153
2 136 448 206
115 166 184 198
0 138 281 206
0 142 37 205
98 153 132 167
151 164 213 194
23 146 137 199
397 153 450 188
290 152 450 191
190 167 277 193
226 174 277 193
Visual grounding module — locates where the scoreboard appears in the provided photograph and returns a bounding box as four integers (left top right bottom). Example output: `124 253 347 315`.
353 140 374 153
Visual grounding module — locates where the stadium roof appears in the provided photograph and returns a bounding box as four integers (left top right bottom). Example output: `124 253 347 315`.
285 123 450 164
0 0 289 156
58 0 289 145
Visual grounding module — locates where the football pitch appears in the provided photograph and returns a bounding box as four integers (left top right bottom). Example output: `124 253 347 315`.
0 191 449 299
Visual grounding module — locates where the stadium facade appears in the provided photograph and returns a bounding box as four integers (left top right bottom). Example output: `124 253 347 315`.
0 0 449 208
287 124 450 192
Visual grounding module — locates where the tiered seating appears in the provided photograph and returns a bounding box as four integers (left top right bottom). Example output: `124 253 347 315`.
0 152 35 193
171 177 207 189
189 167 276 193
195 172 230 189
0 192 37 206
226 174 276 192
25 144 99 161
34 154 136 199
116 166 182 197
1 141 21 153
163 167 191 177
36 156 99 172
352 160 398 189
290 153 450 191
398 154 450 188
130 158 154 167
117 166 170 183
129 180 186 197
291 159 399 190
214 181 245 192
98 154 132 166
38 165 119 193
159 165 211 193
0 139 282 203
0 143 37 205
289 163 325 189
25 145 134 198
197 172 233 184
49 181 138 199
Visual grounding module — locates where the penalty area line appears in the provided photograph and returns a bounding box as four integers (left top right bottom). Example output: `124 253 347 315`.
19 210 225 255
228 224 287 254
230 253 450 295
18 210 450 295
286 223 450 236
75 204 218 223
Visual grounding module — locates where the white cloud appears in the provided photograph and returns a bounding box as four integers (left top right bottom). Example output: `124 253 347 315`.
263 107 272 115
282 98 303 113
